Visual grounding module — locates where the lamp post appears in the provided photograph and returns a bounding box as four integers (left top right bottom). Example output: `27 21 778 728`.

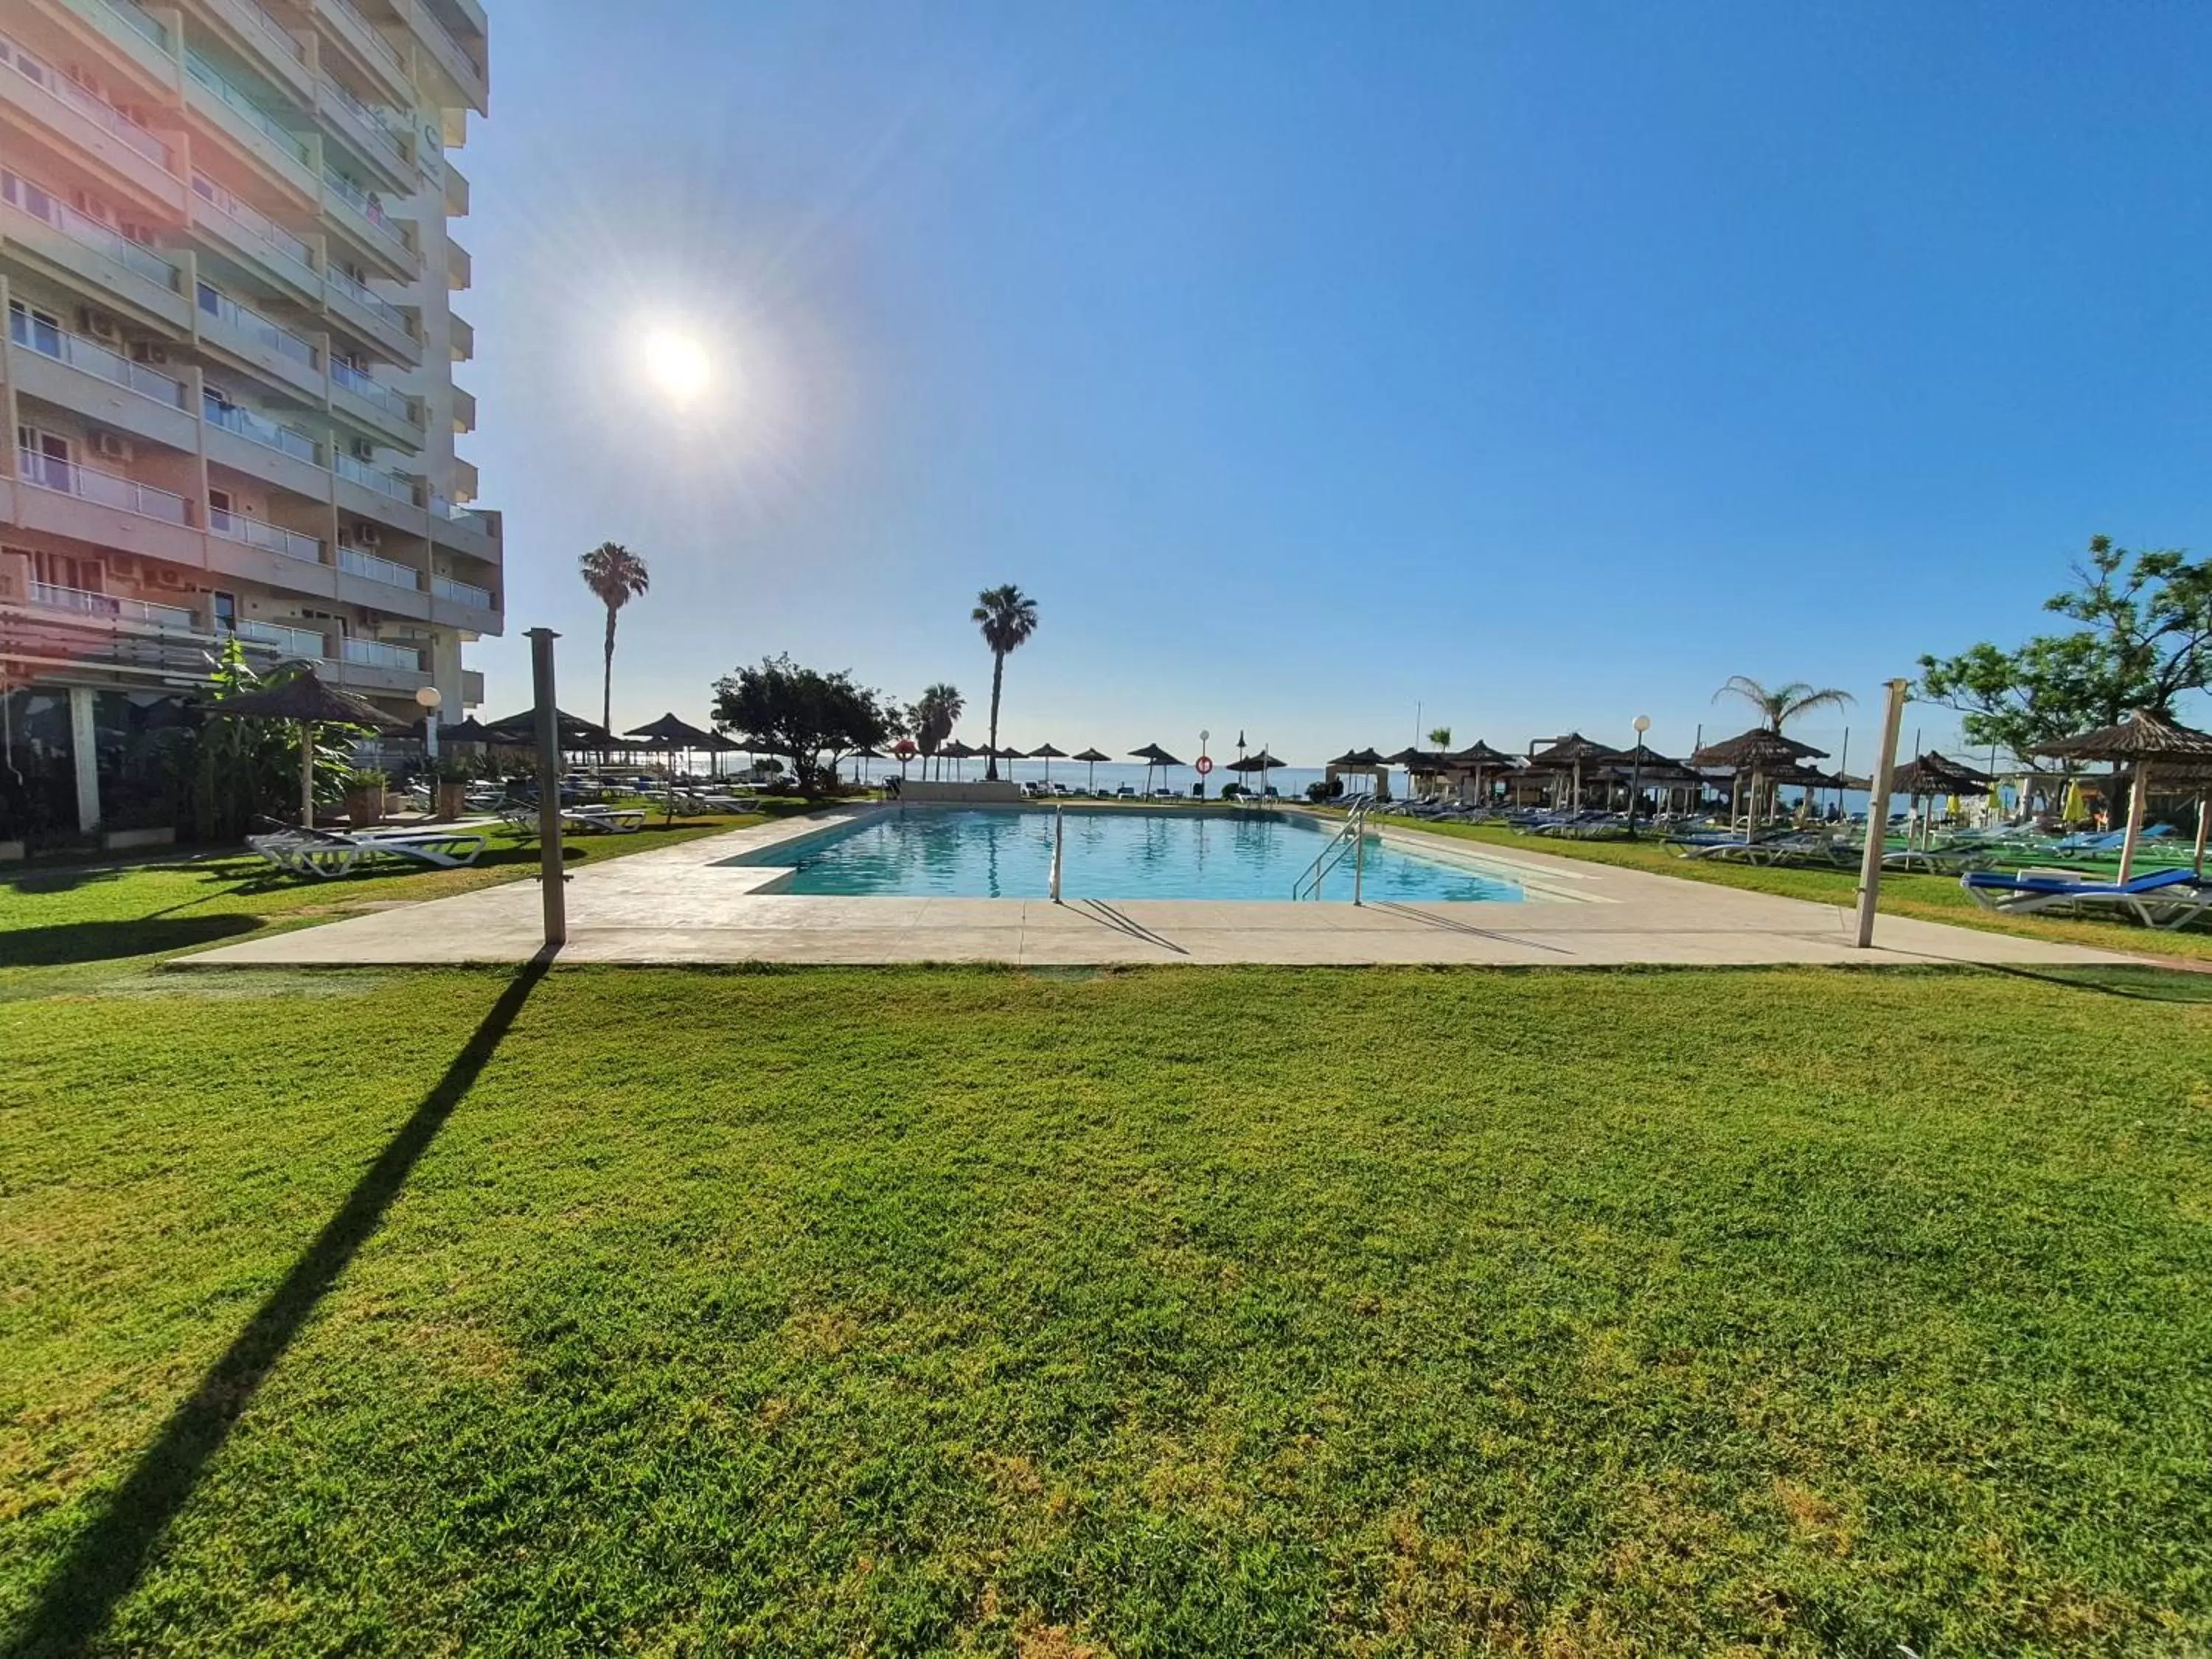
1626 714 1650 836
1197 728 1210 799
415 683 442 765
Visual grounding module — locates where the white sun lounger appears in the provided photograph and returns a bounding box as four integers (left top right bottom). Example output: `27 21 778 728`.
247 824 489 878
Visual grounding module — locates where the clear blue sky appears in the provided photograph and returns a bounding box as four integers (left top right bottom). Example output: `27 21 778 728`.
458 0 2208 764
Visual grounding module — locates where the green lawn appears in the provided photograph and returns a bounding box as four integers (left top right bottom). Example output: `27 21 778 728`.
4 944 2210 1653
1372 814 2212 965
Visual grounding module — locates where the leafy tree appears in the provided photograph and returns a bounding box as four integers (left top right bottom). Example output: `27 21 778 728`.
1919 535 2212 757
911 683 963 780
175 641 363 841
1712 675 1854 732
712 655 899 794
579 542 650 739
1427 726 1452 750
972 585 1040 781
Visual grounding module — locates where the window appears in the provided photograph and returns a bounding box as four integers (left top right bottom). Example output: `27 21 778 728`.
206 486 232 514
31 551 100 593
212 591 236 633
15 425 72 489
7 299 62 356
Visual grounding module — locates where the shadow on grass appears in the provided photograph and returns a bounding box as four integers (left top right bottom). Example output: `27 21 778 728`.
0 914 266 968
8 959 552 1658
1975 961 2212 1003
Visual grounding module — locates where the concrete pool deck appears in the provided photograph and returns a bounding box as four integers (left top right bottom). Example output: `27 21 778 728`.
178 807 2151 970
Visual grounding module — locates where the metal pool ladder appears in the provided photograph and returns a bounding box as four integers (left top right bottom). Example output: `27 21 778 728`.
1293 799 1369 902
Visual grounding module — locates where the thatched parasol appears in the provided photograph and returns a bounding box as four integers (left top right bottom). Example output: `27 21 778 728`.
627 713 718 821
1130 742 1184 793
1527 732 1632 813
484 707 614 752
2034 709 2212 879
1691 727 1828 836
1071 747 1113 791
207 667 404 829
1027 742 1067 785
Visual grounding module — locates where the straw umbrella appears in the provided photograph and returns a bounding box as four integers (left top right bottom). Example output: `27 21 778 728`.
1130 742 1184 795
206 667 405 829
1527 733 1631 814
627 712 717 821
1226 747 1286 801
1439 740 1514 809
2034 709 2212 881
1691 728 1826 839
1889 753 1992 849
1073 747 1112 793
940 738 978 780
1027 742 1067 787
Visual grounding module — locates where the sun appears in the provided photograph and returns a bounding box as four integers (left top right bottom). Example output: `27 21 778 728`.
639 326 712 406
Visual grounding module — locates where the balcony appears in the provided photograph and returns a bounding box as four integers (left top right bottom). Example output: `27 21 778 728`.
413 1 487 115
337 544 417 588
427 496 497 561
447 312 473 361
8 306 197 453
28 580 197 630
341 635 420 671
10 306 187 410
0 28 179 204
204 392 320 464
316 0 412 107
239 617 326 657
317 72 410 187
323 265 417 362
195 280 324 399
209 503 322 563
1 167 190 327
322 168 415 276
203 0 314 101
442 156 469 218
18 445 189 524
189 170 320 302
334 451 417 505
431 573 490 608
184 52 314 201
329 357 420 445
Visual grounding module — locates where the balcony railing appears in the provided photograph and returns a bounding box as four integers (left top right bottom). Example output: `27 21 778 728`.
324 265 408 334
432 574 492 609
338 545 417 588
209 504 322 561
27 580 198 629
191 171 317 286
99 0 169 51
330 358 417 424
17 447 190 523
418 4 484 80
319 72 407 170
342 636 420 671
204 394 321 464
10 307 188 407
326 0 406 74
184 53 310 165
240 0 306 62
1 169 181 291
0 31 175 170
335 451 418 504
239 618 325 656
322 168 412 257
197 281 318 368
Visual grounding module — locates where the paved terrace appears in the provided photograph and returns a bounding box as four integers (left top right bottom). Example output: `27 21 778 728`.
178 808 2145 970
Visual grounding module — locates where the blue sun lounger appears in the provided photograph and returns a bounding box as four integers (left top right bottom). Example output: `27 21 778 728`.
1961 867 2210 929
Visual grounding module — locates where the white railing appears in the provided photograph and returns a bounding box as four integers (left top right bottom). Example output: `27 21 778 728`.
432 574 491 608
241 0 306 61
338 546 417 588
322 169 411 257
0 32 175 169
326 0 406 73
335 451 418 504
101 0 169 49
319 72 406 168
18 447 190 523
209 504 322 561
184 53 310 164
191 172 317 285
27 580 196 629
9 307 187 407
1 169 181 290
428 494 493 535
324 265 408 333
342 636 420 671
203 394 321 464
240 618 325 656
330 358 416 422
197 282 318 368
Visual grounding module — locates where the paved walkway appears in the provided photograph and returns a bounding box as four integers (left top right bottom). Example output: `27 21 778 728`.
179 811 2146 970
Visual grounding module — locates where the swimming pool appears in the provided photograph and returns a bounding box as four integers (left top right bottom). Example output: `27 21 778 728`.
720 807 1526 902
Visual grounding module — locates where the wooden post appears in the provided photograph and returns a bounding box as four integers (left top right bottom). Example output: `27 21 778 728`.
1853 678 1910 949
528 628 566 950
2118 761 2150 885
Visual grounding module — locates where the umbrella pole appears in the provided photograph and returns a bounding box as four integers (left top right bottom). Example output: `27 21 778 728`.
2118 761 2149 884
299 720 314 828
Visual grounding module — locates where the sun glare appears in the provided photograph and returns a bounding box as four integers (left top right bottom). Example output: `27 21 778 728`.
639 326 712 406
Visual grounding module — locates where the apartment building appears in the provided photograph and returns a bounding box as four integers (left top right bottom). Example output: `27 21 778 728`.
0 0 494 842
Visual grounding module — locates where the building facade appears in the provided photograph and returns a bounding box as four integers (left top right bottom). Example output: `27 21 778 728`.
0 0 494 844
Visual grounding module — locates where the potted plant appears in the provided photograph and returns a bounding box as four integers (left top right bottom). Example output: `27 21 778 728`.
433 757 473 820
346 768 390 827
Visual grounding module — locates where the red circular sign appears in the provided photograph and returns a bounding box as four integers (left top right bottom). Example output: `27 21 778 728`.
893 739 917 759
1194 755 1214 776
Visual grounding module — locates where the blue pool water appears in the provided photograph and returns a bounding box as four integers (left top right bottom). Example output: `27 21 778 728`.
723 807 1524 901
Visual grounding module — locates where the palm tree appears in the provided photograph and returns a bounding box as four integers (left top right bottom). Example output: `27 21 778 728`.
1427 726 1453 751
913 683 963 780
579 542 650 737
1713 675 1854 732
971 585 1040 781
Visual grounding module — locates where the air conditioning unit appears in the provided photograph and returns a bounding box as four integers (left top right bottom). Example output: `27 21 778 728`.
79 308 120 341
354 524 381 548
91 433 133 462
69 188 111 224
154 567 184 588
130 341 170 365
350 439 375 461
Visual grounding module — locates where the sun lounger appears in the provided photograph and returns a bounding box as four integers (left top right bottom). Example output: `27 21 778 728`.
248 823 488 877
1961 867 2209 928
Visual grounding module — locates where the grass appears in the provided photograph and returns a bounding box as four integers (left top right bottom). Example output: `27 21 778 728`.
1373 813 2212 965
2 956 2210 1655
